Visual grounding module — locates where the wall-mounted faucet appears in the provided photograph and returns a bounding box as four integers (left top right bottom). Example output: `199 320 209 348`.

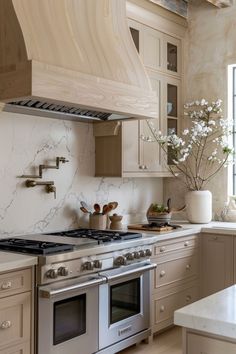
25 180 56 199
21 156 69 179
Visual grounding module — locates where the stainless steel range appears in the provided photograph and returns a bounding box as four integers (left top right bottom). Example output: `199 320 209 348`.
0 229 156 354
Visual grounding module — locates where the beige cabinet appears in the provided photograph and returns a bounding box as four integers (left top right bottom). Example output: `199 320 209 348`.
201 234 234 297
151 235 200 333
94 12 185 177
0 268 33 354
186 331 236 354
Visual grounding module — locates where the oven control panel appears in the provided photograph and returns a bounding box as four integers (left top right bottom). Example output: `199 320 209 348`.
40 246 152 284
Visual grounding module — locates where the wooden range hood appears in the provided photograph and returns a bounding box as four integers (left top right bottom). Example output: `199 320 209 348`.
0 0 158 122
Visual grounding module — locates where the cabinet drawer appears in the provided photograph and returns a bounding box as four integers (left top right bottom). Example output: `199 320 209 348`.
154 254 198 289
0 292 31 350
0 269 31 298
154 236 198 256
154 286 198 325
187 333 236 354
0 341 30 354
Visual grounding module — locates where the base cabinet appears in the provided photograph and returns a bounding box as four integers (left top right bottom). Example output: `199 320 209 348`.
201 234 234 297
185 331 236 354
0 342 30 354
0 268 33 354
151 235 200 333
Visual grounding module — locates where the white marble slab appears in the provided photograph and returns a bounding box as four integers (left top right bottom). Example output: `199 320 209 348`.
174 285 236 340
0 251 37 272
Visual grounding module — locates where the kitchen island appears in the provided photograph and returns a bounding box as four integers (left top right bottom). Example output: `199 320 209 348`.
174 285 236 353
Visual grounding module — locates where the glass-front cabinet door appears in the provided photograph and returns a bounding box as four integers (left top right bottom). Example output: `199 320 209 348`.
164 34 181 76
166 77 181 164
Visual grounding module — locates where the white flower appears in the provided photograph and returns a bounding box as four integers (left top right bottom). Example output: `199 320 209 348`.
208 120 216 126
207 106 213 112
182 129 189 135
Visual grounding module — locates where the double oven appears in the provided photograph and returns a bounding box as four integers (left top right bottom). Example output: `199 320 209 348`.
38 261 156 354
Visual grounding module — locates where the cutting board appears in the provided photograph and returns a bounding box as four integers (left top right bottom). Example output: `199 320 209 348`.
128 224 174 232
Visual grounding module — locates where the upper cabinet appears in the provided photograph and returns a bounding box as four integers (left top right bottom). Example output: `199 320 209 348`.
94 3 186 177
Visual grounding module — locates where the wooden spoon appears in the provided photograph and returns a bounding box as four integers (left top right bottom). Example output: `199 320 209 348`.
102 204 108 215
108 201 118 210
80 206 90 214
94 203 101 214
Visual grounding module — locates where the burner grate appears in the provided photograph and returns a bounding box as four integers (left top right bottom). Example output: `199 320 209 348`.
46 229 142 243
0 238 73 255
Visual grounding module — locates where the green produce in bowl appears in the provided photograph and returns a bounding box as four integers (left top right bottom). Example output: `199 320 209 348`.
152 204 168 213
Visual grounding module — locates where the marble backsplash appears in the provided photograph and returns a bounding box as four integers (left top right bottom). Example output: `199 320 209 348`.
0 111 163 236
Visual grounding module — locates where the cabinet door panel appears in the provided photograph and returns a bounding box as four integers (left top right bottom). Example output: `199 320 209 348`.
202 234 234 297
187 333 236 354
0 292 31 350
143 27 163 71
122 121 140 172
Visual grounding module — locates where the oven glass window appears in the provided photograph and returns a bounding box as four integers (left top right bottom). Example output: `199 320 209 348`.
110 278 140 324
54 294 86 345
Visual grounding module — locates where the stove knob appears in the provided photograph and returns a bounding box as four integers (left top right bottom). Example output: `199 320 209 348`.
94 260 102 269
58 266 69 277
46 269 58 279
139 250 145 258
133 251 140 259
125 252 135 261
82 261 94 271
145 249 152 257
114 256 127 266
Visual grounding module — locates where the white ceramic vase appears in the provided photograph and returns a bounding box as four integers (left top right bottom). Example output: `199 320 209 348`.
185 190 212 224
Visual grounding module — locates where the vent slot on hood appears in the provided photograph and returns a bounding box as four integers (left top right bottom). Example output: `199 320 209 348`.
6 100 133 122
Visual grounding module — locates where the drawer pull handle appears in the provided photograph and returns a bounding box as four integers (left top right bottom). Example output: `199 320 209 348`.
184 242 189 247
0 321 12 330
160 305 165 313
1 281 12 290
186 295 192 303
186 264 191 270
160 247 166 253
160 270 166 277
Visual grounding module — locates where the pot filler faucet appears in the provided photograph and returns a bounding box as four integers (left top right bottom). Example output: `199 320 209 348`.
20 156 69 199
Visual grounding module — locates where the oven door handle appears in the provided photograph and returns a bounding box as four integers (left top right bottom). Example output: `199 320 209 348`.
39 277 106 298
100 261 157 282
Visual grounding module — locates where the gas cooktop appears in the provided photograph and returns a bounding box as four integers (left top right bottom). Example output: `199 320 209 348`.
0 229 142 255
0 238 74 255
46 228 142 243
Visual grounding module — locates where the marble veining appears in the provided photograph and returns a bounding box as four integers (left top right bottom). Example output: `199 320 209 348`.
0 111 163 236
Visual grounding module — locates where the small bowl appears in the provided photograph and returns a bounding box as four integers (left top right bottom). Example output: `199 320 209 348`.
147 212 172 224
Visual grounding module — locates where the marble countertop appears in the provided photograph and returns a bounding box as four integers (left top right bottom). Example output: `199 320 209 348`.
0 221 236 271
0 251 38 272
174 285 236 340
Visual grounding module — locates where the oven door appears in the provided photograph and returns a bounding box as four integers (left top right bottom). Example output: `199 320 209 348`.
98 261 156 350
38 275 105 354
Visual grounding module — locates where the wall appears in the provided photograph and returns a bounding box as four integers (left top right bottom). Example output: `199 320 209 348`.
164 0 236 218
0 111 163 236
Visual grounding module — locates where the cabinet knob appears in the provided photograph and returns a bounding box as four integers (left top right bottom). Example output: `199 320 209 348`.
160 270 166 277
184 241 189 247
186 295 192 303
186 264 191 270
0 320 12 330
213 236 218 241
139 165 146 170
1 281 12 290
160 246 166 253
160 305 165 313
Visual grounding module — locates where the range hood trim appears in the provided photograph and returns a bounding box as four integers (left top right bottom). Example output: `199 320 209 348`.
1 60 158 120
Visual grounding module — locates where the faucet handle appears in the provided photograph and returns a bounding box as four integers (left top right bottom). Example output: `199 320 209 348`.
46 185 57 199
58 157 69 163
